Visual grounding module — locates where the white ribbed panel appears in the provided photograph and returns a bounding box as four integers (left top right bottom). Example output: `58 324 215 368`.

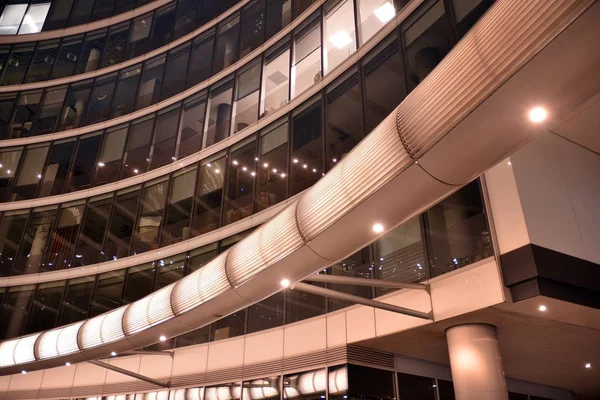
0 339 18 367
123 285 176 336
36 322 83 360
13 334 39 365
397 0 591 159
171 251 232 315
297 112 412 240
226 202 304 286
79 306 127 349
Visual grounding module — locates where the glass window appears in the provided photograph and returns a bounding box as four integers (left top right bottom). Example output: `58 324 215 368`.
206 383 242 400
186 29 215 89
452 0 494 39
219 230 251 251
186 243 218 274
192 154 225 236
90 270 124 316
123 262 156 303
155 254 185 289
328 249 371 311
111 65 142 117
13 206 57 275
438 380 455 400
256 120 288 212
7 90 42 139
323 0 357 74
137 55 166 110
240 0 266 58
261 41 290 118
84 73 117 125
286 281 325 323
161 166 196 246
38 138 76 197
402 0 452 92
223 136 257 225
58 276 95 326
44 201 85 271
0 285 35 339
26 280 65 334
234 60 261 133
178 92 207 159
161 43 191 101
76 29 106 74
93 125 127 185
66 132 102 192
91 0 116 21
18 3 51 34
43 0 75 31
213 14 240 74
73 194 113 267
149 104 180 170
30 86 68 136
266 0 292 39
58 79 93 131
396 373 436 399
293 0 316 18
292 15 321 98
0 4 28 35
212 311 246 341
25 40 59 83
325 69 363 171
150 4 176 50
205 79 234 147
100 22 129 68
52 35 83 79
10 145 48 201
291 97 322 195
362 33 406 131
176 325 210 348
0 92 16 136
68 0 95 26
126 13 152 59
357 0 396 44
0 148 22 202
172 0 198 39
347 364 395 400
103 186 141 260
0 211 29 277
284 368 326 400
132 178 168 254
244 376 281 400
122 116 153 179
247 292 283 333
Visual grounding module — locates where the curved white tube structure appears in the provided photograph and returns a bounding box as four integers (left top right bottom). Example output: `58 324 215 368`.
0 0 598 376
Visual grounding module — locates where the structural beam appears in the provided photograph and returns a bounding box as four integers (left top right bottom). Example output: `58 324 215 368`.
304 274 428 291
292 282 432 320
89 360 170 388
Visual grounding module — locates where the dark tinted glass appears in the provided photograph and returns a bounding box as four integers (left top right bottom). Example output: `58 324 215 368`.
30 86 68 136
508 394 528 400
84 73 117 125
103 187 141 260
38 139 76 197
7 91 42 139
123 262 155 303
291 98 322 195
0 93 16 137
186 30 215 88
132 178 168 254
149 104 180 170
212 310 246 340
58 79 93 131
12 208 57 275
127 13 152 59
173 0 198 39
266 0 292 39
52 35 83 79
247 292 284 333
161 166 196 246
73 194 112 266
68 0 95 26
10 145 48 201
76 29 106 74
111 65 141 117
122 116 153 179
154 254 185 289
438 380 456 400
452 0 494 39
26 281 65 334
206 79 234 147
293 0 316 18
213 15 240 73
161 43 190 100
136 55 166 110
286 281 325 323
25 40 59 83
2 43 35 86
93 125 127 185
91 0 116 21
178 92 207 159
43 202 85 271
348 364 395 400
397 373 436 400
0 211 29 276
44 0 75 30
256 120 288 212
150 4 176 50
0 148 22 202
234 61 261 133
328 249 371 311
240 0 266 58
223 137 256 225
192 155 225 235
176 325 210 347
90 270 124 316
0 285 35 339
186 244 218 274
67 132 102 192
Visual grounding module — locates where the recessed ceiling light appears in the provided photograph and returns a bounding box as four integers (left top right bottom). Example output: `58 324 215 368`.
65 362 71 367
280 278 290 287
98 162 105 167
585 362 592 369
21 370 26 374
528 106 548 123
538 305 547 312
159 335 167 341
329 31 352 49
372 223 384 233
374 2 395 23
111 351 117 356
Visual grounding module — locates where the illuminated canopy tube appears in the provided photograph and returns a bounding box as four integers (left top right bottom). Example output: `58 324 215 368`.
0 0 599 375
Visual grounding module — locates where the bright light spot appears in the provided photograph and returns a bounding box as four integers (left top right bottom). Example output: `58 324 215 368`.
233 160 239 165
332 158 337 163
374 2 395 23
254 157 259 161
302 164 308 169
215 169 220 173
159 335 167 341
65 362 71 367
243 167 247 171
372 223 384 233
293 159 299 163
507 161 512 166
528 106 548 123
263 163 269 168
251 172 256 176
111 351 117 356
538 305 547 312
312 168 317 172
37 174 42 179
21 370 26 374
98 162 105 167
272 168 277 173
280 278 290 287
133 169 139 174
207 163 212 167
585 363 592 369
329 31 352 49
280 173 286 178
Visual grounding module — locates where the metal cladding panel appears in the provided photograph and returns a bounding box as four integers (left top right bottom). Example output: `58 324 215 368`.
79 306 127 349
226 201 304 286
0 339 18 367
123 285 176 336
171 250 232 315
36 322 83 359
297 111 412 241
13 334 39 365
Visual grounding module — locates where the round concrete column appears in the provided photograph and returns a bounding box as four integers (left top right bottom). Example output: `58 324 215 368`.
446 324 508 400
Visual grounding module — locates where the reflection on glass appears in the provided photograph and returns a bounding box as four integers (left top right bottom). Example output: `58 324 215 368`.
150 104 180 170
11 145 48 201
187 30 215 89
93 125 127 186
38 139 76 197
186 243 218 274
122 116 154 179
192 155 225 236
234 61 261 133
25 39 59 83
58 276 95 325
58 79 93 131
137 55 166 110
31 86 68 136
26 280 65 334
151 4 176 50
73 194 113 267
243 376 281 400
328 249 371 311
179 92 207 159
266 0 291 39
0 285 35 339
0 149 22 201
212 311 246 341
18 3 51 35
213 14 240 74
246 292 283 334
111 65 141 117
261 42 290 117
76 29 105 74
223 137 257 225
132 178 168 254
7 90 41 139
240 0 266 58
256 120 287 212
0 211 29 276
161 43 191 100
173 0 198 39
127 13 152 59
291 98 322 195
0 4 28 35
103 186 141 260
155 254 185 289
206 382 242 400
84 73 117 125
452 0 493 39
397 373 436 399
205 79 234 147
358 0 396 44
67 132 102 192
284 368 327 400
52 35 83 79
324 0 357 74
286 281 325 323
100 22 129 68
13 206 57 275
293 0 316 18
123 262 155 303
161 166 196 246
90 270 124 316
3 44 34 85
44 201 85 271
292 15 321 98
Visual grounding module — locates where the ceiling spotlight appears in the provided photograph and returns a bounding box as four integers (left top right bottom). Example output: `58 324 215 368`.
111 351 117 356
280 278 290 287
65 362 71 367
585 363 592 369
21 370 26 374
159 335 167 341
302 164 308 169
215 169 220 173
133 169 139 174
312 168 317 172
329 31 352 49
528 106 548 123
254 157 259 161
332 158 337 163
98 162 105 167
374 2 395 23
272 168 277 173
293 159 299 163
372 223 384 233
243 167 247 171
37 174 42 179
233 160 239 165
251 172 256 176
207 163 212 167
280 173 286 178
263 163 269 168
538 305 547 312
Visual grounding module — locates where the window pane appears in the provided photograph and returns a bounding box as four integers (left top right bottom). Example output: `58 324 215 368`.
101 22 129 68
186 30 215 89
0 4 28 35
293 0 316 18
284 368 326 400
328 249 371 311
161 166 196 246
26 280 65 334
73 194 112 266
111 65 142 118
161 43 190 101
150 5 176 50
0 149 22 202
192 155 225 236
13 207 57 275
286 280 325 323
323 0 357 74
11 145 48 201
206 79 234 147
234 61 260 133
266 0 291 39
123 262 155 303
396 373 436 400
223 137 256 225
18 3 50 34
291 98 322 195
93 125 127 185
58 79 93 131
213 15 240 74
90 270 124 316
122 116 153 179
149 104 180 170
178 92 207 159
155 254 185 289
247 292 283 333
84 73 117 125
44 202 85 271
438 380 455 400
176 325 210 347
172 0 198 39
256 120 288 212
212 310 245 341
58 276 95 326
67 132 102 192
91 0 116 21
358 0 396 44
186 243 218 274
452 0 494 39
0 211 28 276
0 285 35 339
38 139 76 197
292 15 321 98
43 0 75 30
52 35 83 79
7 90 42 139
104 187 141 260
132 178 168 254
31 86 68 136
261 42 290 118
0 92 16 136
25 40 59 83
68 0 94 26
76 29 105 74
137 56 166 110
126 13 152 59
240 0 266 58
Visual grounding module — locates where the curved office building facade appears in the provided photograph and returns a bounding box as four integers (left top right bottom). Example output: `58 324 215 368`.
1 0 600 399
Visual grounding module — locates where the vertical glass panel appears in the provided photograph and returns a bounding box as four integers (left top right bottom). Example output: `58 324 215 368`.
126 13 152 59
244 376 281 400
0 285 35 339
76 29 106 74
396 373 436 399
91 0 116 21
178 92 207 159
122 116 153 179
438 380 455 400
293 0 316 18
325 69 363 171
52 35 83 79
66 132 102 192
286 280 325 323
17 3 51 35
261 41 290 118
0 148 22 202
424 180 492 278
13 206 57 275
93 124 127 185
176 325 210 348
192 154 225 236
402 0 452 92
25 40 59 83
212 311 245 341
266 0 291 39
246 292 283 333
149 104 180 170
0 92 16 136
452 0 493 39
0 4 28 35
123 262 156 303
186 243 218 274
328 248 371 311
291 97 322 195
256 120 287 212
172 0 198 39
240 0 266 58
205 79 234 147
111 65 142 117
137 55 166 110
84 73 117 125
0 211 29 277
292 15 321 98
58 79 93 131
234 60 261 133
73 194 112 266
151 4 176 50
154 254 185 289
223 136 256 226
104 186 141 260
362 33 406 131
373 216 425 296
90 270 124 316
161 43 190 101
346 364 395 400
284 368 326 400
26 280 65 334
357 0 396 44
68 0 95 26
101 22 130 67
38 139 76 197
186 29 215 89
7 90 42 139
213 14 240 74
43 0 75 31
219 230 251 251
132 178 168 254
11 145 48 201
58 276 95 325
114 0 136 14
44 201 85 271
161 165 196 246
30 86 67 136
323 0 357 74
